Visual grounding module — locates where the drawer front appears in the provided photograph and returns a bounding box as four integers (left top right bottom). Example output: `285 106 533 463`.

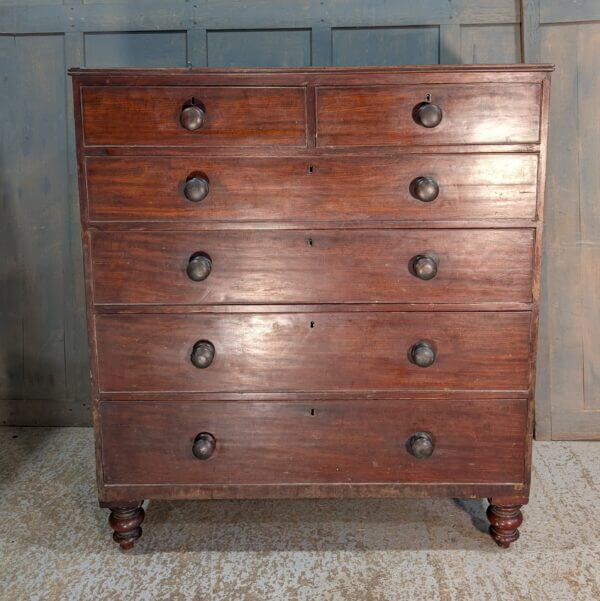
316 84 541 146
91 229 534 305
95 312 531 393
81 86 307 147
86 154 538 221
100 399 527 485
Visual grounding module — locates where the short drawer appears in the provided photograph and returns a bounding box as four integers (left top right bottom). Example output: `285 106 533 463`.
85 154 538 221
316 83 541 146
81 86 307 147
95 311 531 393
91 229 535 305
99 399 527 485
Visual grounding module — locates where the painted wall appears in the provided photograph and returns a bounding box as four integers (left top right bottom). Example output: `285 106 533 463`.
0 1 597 439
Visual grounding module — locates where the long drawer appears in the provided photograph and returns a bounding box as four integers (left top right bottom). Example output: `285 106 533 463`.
81 86 307 147
316 83 541 146
91 229 535 305
94 311 531 393
99 399 527 485
85 154 538 221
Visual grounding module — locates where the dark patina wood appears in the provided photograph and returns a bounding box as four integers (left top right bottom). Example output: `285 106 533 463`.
91 229 535 305
85 154 539 222
70 65 552 550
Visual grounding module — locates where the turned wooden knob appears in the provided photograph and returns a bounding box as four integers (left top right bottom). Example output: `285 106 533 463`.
408 432 434 458
180 103 205 131
183 176 209 202
191 340 215 368
415 102 443 128
411 254 438 280
410 340 436 368
410 176 439 202
187 253 212 281
192 432 216 460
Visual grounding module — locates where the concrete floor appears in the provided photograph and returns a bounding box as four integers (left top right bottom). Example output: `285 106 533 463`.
0 428 598 601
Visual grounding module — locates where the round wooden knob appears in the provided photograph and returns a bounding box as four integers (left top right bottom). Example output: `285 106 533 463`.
187 253 212 282
411 254 438 280
410 340 436 368
410 176 439 202
191 340 215 368
180 104 205 131
192 432 216 460
408 432 434 459
183 176 209 202
415 102 442 128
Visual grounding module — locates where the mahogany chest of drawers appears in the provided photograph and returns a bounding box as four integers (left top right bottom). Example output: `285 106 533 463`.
70 65 552 550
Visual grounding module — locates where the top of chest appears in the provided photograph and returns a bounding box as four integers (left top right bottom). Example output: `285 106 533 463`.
70 65 552 150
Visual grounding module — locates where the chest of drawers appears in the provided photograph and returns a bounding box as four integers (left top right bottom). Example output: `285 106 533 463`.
70 65 552 550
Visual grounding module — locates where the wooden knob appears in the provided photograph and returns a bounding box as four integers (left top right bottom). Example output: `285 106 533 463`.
408 432 434 459
410 340 436 368
183 176 209 202
191 340 215 368
192 432 216 460
180 104 205 131
187 253 212 282
411 254 438 280
410 176 439 202
415 102 442 128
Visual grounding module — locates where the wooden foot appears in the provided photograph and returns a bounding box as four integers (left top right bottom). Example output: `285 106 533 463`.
108 501 145 550
486 498 523 548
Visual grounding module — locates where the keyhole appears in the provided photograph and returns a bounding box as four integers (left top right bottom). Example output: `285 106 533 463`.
308 164 315 174
307 237 313 246
425 93 432 102
310 408 316 416
310 321 315 328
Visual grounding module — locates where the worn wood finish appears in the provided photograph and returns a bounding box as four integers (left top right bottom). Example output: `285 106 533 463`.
91 229 535 305
85 154 539 222
81 86 307 147
316 83 542 146
535 17 600 439
94 311 531 393
99 399 527 486
70 65 551 549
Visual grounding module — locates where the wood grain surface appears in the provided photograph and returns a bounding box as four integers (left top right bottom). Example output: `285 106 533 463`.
81 86 307 147
85 153 539 221
316 83 541 146
94 311 531 393
91 228 535 305
99 398 527 485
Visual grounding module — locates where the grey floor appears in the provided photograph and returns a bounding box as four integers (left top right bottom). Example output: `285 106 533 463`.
0 428 598 601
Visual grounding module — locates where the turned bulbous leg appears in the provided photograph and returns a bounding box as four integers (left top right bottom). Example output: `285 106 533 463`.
108 501 145 550
486 498 523 548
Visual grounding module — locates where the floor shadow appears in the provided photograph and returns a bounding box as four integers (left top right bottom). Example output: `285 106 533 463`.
121 496 497 555
452 497 489 533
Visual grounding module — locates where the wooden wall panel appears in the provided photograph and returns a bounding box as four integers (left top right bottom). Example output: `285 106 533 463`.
207 29 311 67
534 17 600 439
84 31 187 67
460 24 521 63
0 0 548 427
332 27 439 66
0 34 81 425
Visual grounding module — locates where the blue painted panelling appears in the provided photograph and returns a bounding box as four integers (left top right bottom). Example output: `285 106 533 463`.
207 29 311 67
332 26 439 66
84 31 187 67
460 24 521 63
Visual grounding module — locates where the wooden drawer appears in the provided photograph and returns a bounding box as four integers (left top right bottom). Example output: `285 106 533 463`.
85 154 538 221
316 84 541 146
99 399 527 485
95 311 531 393
81 86 307 147
91 229 534 305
